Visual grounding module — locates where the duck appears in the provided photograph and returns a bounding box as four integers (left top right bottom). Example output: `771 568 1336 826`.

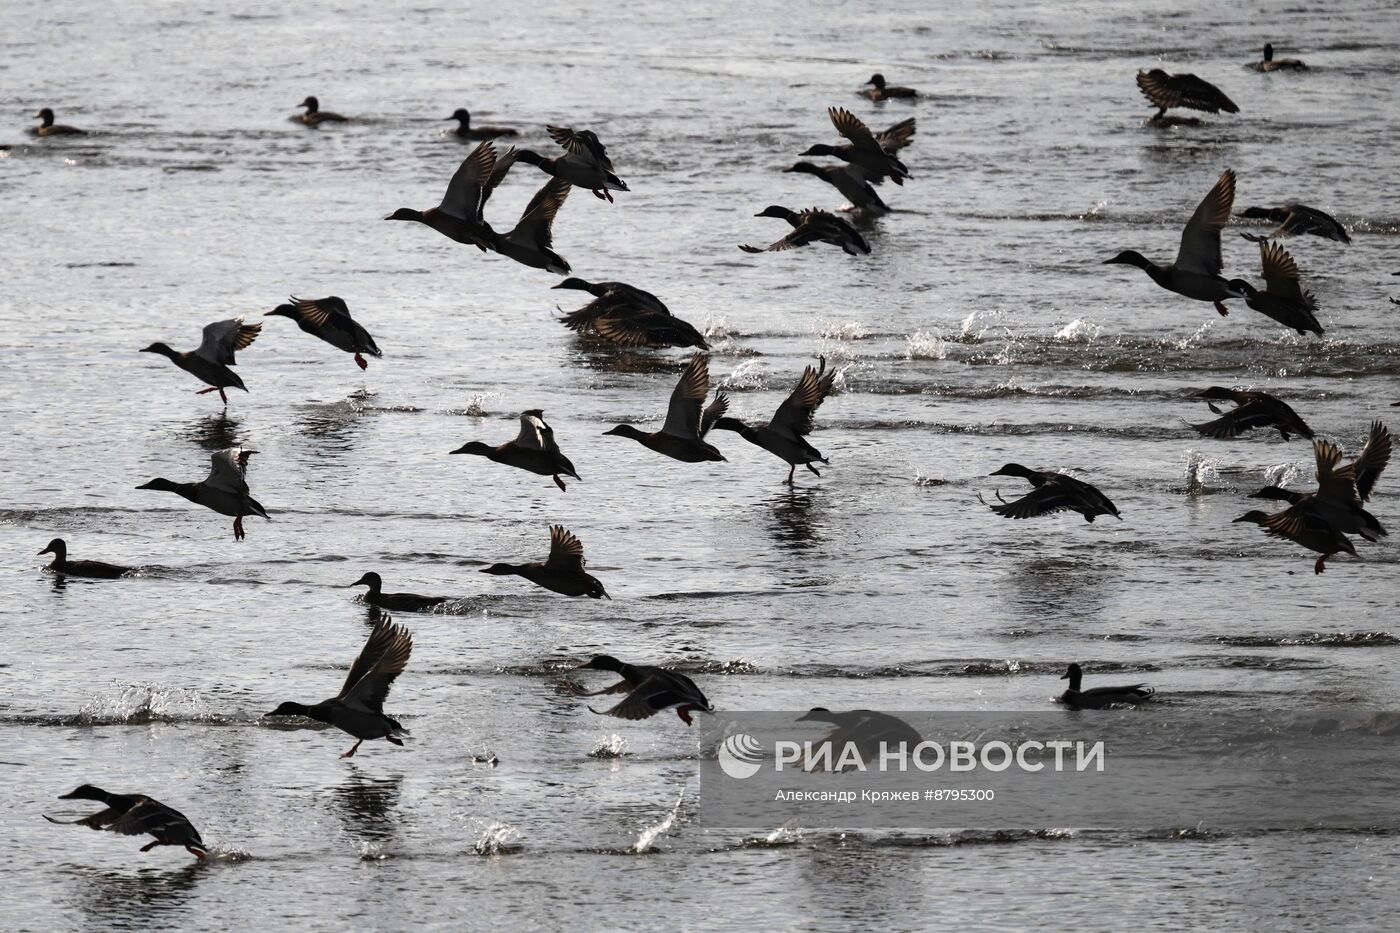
861 73 918 101
574 655 713 726
480 177 573 273
1104 169 1249 316
740 206 870 256
603 353 728 462
44 785 206 859
784 162 889 214
552 277 670 316
1237 204 1349 243
1136 69 1239 125
1231 240 1323 336
265 296 382 370
385 140 512 250
1058 664 1154 709
445 108 518 140
349 572 452 612
712 357 837 484
1253 43 1307 72
295 96 347 125
1233 507 1356 574
567 304 710 350
1190 387 1315 441
38 538 133 579
140 317 261 404
514 125 628 201
983 464 1121 522
479 525 609 599
1250 420 1390 504
800 107 910 186
450 410 580 491
136 447 269 540
30 108 86 136
265 616 413 758
1246 434 1388 542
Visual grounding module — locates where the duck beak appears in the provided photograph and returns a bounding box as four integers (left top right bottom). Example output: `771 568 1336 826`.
37 547 51 556
1059 671 1070 680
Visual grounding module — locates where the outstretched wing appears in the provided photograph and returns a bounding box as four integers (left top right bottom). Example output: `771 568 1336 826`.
106 799 198 846
439 142 497 221
1175 169 1235 277
592 677 678 720
515 410 550 451
1313 439 1360 504
545 525 585 571
547 125 614 171
876 118 916 152
507 178 570 249
1137 69 1239 114
1351 421 1392 502
338 616 413 713
660 354 709 438
700 392 728 437
828 107 882 152
195 317 261 365
770 358 835 441
1258 240 1306 303
988 485 1078 519
205 448 253 495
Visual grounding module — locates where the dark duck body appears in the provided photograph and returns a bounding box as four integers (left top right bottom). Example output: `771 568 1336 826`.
1237 203 1348 244
861 73 917 101
446 108 518 140
713 356 837 484
266 296 382 369
480 525 609 599
38 538 133 579
984 464 1121 522
45 785 207 858
350 572 451 612
574 655 713 726
603 353 728 463
740 206 870 256
1058 664 1154 709
451 410 580 491
1190 387 1315 441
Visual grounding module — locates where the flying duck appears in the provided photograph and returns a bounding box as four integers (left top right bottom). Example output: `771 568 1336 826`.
1253 43 1307 72
480 177 573 273
984 464 1121 522
44 785 206 859
552 277 670 315
385 140 513 250
740 206 870 256
1248 434 1388 542
785 162 890 214
445 108 519 140
515 125 628 201
266 616 412 757
1191 387 1314 441
1251 420 1390 505
1059 664 1154 709
141 317 261 404
136 447 268 540
38 538 133 579
603 353 728 462
450 410 580 491
861 73 918 101
1231 240 1323 336
1104 169 1249 316
265 296 382 369
350 572 452 612
1136 69 1239 125
712 357 837 484
1233 506 1357 574
295 96 347 125
574 655 713 725
554 278 709 348
800 107 910 186
479 525 609 599
30 108 86 136
1237 204 1349 243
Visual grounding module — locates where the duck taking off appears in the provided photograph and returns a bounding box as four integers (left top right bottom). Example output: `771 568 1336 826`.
1136 69 1239 125
141 317 261 404
38 538 133 579
515 125 628 201
294 96 347 125
1059 664 1154 709
801 107 910 186
265 616 413 758
1231 240 1323 336
480 525 609 599
45 786 206 858
1252 43 1307 72
31 107 86 136
713 357 837 484
265 296 382 369
1237 204 1349 243
574 655 713 726
136 447 268 540
1249 433 1389 543
1104 169 1249 317
603 353 728 463
984 464 1121 522
480 177 573 274
385 140 514 250
451 410 580 491
1191 387 1314 441
1250 420 1390 506
1232 507 1356 575
740 206 870 256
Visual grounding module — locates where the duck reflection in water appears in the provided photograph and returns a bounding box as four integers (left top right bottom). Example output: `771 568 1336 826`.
767 488 826 553
293 396 374 458
67 863 204 929
328 770 403 840
181 411 241 452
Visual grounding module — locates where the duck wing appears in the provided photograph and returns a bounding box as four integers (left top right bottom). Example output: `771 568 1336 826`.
1280 204 1350 243
1174 169 1235 277
506 178 570 249
547 125 614 171
1258 240 1307 304
439 141 497 221
105 798 199 844
195 317 261 366
479 146 517 216
770 357 835 441
337 616 413 713
1351 421 1392 501
1192 401 1277 438
1136 69 1239 114
828 107 883 153
592 674 693 720
660 353 709 439
700 392 728 438
1262 501 1339 540
205 448 253 496
876 117 916 152
515 410 550 451
988 484 1078 519
1312 439 1362 505
544 525 586 571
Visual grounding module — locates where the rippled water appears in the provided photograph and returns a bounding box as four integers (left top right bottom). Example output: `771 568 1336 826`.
3 0 1400 929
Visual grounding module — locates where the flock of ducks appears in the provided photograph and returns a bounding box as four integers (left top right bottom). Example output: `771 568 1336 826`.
26 44 1393 857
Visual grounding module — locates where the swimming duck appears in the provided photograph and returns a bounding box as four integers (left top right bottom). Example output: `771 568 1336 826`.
785 162 890 214
1231 240 1323 336
350 572 452 612
1191 387 1315 441
1253 43 1307 72
479 525 609 599
1247 434 1388 542
445 108 519 140
739 206 870 256
265 296 382 370
30 108 86 136
1237 204 1349 243
800 107 910 186
1104 169 1249 316
552 278 671 315
603 353 728 462
141 317 261 404
515 125 628 201
1233 507 1356 574
44 785 206 859
861 73 918 101
450 410 580 491
480 177 573 273
574 655 713 725
984 464 1121 522
265 616 413 758
1058 664 1154 709
136 447 268 540
712 357 837 484
295 96 347 125
38 538 133 579
385 140 512 250
1250 420 1390 504
1136 69 1239 125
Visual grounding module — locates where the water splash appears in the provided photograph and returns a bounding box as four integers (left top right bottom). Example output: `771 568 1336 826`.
460 392 498 416
717 359 766 391
1053 318 1102 344
632 789 685 854
703 313 734 339
474 822 522 856
588 734 628 758
905 330 948 360
913 472 948 487
358 841 387 861
1261 462 1304 488
1173 321 1214 351
77 683 209 724
1183 449 1218 496
819 321 868 340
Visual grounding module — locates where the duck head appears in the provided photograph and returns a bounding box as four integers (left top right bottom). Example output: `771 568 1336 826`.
449 441 493 456
135 478 180 493
384 207 424 222
1232 510 1271 526
784 162 823 177
38 538 66 558
265 701 313 718
551 277 595 292
989 463 1036 480
264 303 297 319
479 563 519 576
755 205 797 220
1247 486 1296 502
139 342 179 360
602 425 647 441
799 144 841 158
577 654 625 673
1225 278 1257 301
1194 386 1239 402
1263 43 1274 62
512 149 546 168
1103 249 1150 269
58 784 112 802
866 73 887 89
36 107 56 126
1237 206 1276 221
298 96 320 113
448 108 471 123
1060 663 1083 681
796 707 838 724
350 571 382 592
